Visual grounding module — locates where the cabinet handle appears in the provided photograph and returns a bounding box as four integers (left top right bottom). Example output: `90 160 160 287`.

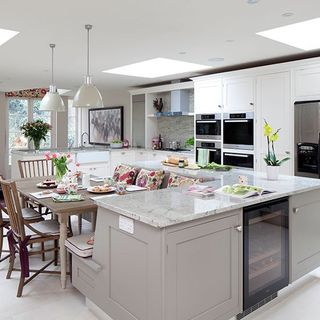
234 225 242 232
121 152 125 155
250 102 254 106
218 105 222 109
293 207 299 214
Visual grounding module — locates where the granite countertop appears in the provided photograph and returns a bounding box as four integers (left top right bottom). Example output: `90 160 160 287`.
95 169 320 228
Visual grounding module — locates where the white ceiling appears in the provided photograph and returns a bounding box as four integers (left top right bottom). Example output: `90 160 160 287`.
0 0 320 94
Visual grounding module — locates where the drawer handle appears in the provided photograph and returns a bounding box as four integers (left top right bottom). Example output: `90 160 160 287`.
293 207 300 214
121 152 125 155
234 225 242 232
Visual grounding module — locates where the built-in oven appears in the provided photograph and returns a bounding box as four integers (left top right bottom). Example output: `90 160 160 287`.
196 114 221 140
196 141 221 165
223 112 254 150
237 198 289 319
223 151 254 169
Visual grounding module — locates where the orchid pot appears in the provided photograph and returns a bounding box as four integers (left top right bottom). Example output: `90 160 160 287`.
263 120 290 181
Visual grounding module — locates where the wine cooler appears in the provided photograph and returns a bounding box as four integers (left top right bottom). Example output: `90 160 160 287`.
240 198 289 318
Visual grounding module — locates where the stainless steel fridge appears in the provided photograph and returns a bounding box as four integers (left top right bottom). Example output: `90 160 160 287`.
294 100 320 178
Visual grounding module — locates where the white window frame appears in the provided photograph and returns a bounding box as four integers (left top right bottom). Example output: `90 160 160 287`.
6 97 57 163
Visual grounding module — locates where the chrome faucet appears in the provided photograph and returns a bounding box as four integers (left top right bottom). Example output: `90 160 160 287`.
80 132 89 149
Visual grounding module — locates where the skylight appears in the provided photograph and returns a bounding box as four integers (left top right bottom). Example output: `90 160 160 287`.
103 58 210 78
257 18 320 51
0 28 19 46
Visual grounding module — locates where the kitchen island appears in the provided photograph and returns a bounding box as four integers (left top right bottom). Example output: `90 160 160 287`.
70 170 320 320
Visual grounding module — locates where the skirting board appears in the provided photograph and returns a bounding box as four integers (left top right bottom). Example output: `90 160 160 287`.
86 298 113 320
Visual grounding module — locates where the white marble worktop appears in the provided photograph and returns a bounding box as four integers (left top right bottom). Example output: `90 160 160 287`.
95 169 320 228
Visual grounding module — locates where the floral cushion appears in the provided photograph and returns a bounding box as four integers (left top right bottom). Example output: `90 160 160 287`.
167 173 199 188
113 164 139 185
135 169 165 190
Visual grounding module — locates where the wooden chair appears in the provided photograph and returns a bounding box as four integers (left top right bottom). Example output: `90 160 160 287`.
18 159 54 178
0 176 43 262
0 195 10 262
0 179 65 297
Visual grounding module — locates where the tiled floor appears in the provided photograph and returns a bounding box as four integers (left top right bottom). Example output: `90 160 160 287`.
1 218 320 320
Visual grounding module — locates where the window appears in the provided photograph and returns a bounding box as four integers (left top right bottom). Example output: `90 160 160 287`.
7 98 53 164
68 99 78 148
8 99 28 151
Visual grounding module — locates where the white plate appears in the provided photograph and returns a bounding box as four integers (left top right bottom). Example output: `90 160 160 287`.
87 186 116 194
126 185 147 192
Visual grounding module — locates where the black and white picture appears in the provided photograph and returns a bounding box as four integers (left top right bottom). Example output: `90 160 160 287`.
88 106 124 145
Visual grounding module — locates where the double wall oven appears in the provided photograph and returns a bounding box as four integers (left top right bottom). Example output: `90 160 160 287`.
196 141 221 165
223 112 254 150
196 114 221 140
223 112 254 168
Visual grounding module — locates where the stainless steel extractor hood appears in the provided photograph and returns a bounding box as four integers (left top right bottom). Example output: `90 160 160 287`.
155 89 191 117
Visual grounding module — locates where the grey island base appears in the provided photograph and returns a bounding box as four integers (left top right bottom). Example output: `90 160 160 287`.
70 170 320 320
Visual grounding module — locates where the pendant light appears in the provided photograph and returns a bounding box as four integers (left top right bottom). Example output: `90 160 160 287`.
73 24 103 108
40 44 65 112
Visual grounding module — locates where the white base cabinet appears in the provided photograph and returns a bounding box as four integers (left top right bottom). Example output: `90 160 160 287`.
290 189 320 282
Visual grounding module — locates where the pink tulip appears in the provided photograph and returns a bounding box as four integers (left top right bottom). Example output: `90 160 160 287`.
52 153 57 159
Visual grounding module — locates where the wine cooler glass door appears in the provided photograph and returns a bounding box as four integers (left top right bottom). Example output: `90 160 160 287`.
243 198 289 310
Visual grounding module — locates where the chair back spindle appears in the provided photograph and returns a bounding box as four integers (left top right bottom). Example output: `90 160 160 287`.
18 159 54 179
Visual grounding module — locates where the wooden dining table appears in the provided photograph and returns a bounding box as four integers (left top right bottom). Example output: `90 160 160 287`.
15 177 98 289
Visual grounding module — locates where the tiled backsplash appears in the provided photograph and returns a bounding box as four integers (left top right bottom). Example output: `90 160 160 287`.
157 116 194 148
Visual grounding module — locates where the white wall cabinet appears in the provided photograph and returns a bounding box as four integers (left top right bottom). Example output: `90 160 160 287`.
223 77 255 112
194 79 223 114
256 72 292 175
294 64 320 100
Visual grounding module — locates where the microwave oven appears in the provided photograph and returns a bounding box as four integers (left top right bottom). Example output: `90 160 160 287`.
196 114 221 140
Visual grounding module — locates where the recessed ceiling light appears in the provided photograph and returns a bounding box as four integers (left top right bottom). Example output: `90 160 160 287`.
226 39 235 43
282 12 294 18
179 51 187 55
208 57 224 62
247 0 260 4
0 28 19 46
103 58 210 78
257 17 320 51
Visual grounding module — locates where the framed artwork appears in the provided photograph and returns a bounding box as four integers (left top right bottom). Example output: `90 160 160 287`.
88 106 124 145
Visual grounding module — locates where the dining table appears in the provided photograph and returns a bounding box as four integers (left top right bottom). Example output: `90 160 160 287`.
15 177 99 289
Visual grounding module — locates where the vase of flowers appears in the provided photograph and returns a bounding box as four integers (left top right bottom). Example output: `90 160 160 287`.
20 120 51 151
263 120 290 180
45 152 80 183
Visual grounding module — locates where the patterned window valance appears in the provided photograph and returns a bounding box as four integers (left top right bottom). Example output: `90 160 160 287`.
5 88 48 99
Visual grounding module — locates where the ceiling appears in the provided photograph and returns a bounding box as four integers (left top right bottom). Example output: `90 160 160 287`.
0 0 320 94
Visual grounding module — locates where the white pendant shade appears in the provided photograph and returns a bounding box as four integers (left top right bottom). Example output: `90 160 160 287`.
73 24 103 108
40 44 66 112
40 86 65 111
73 76 103 108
